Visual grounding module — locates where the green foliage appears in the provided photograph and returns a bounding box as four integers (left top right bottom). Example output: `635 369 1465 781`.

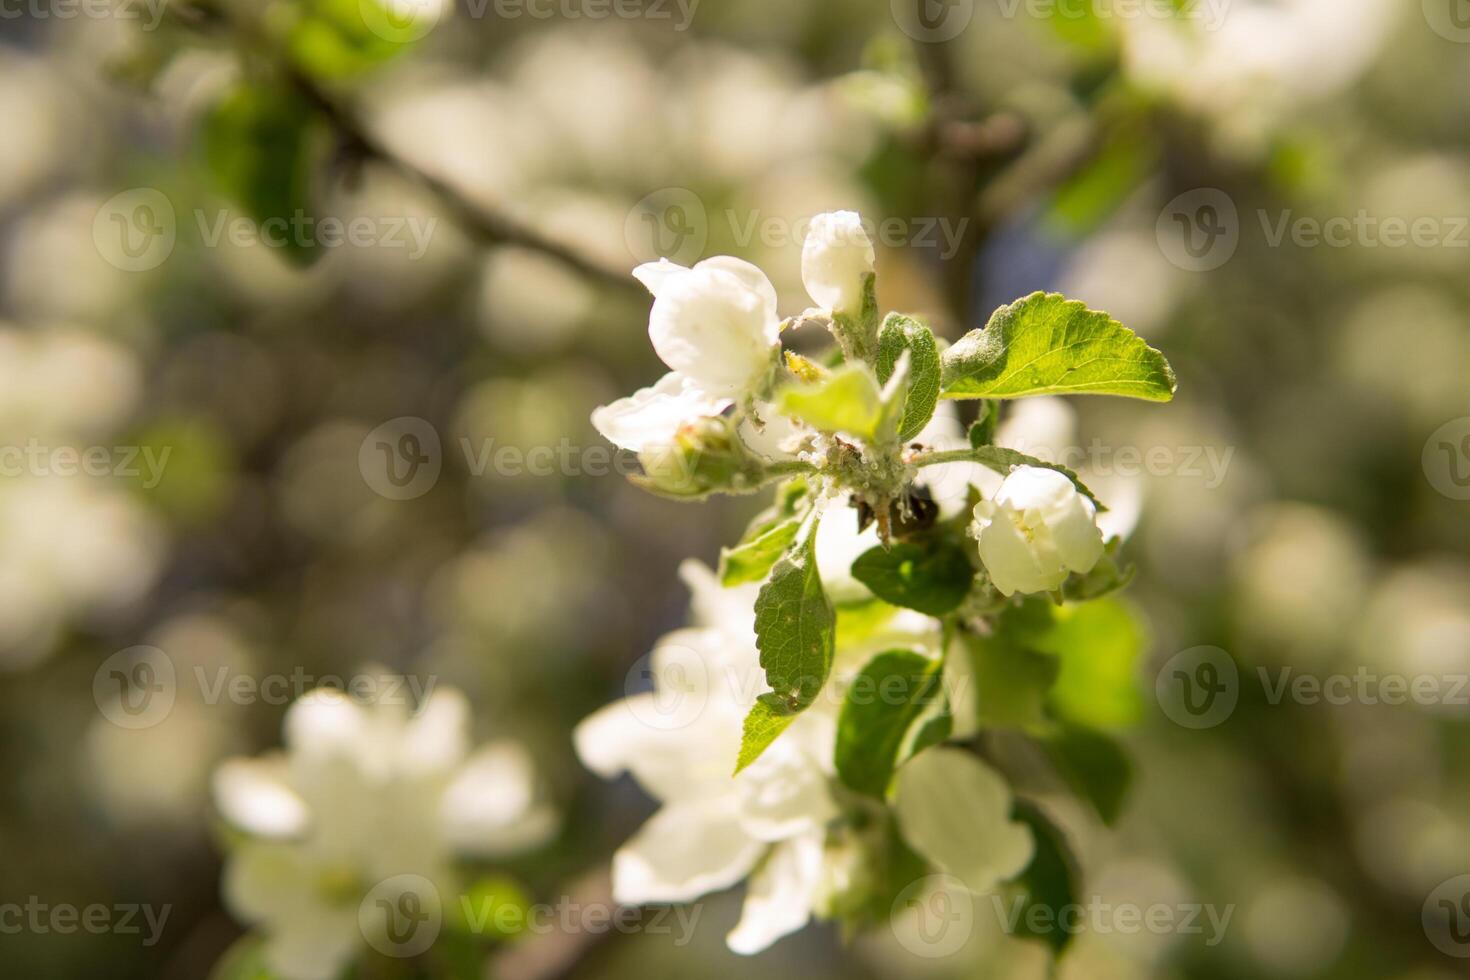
202 82 324 269
940 293 1176 402
736 526 835 773
288 0 423 80
875 313 941 441
835 650 943 797
1034 598 1146 730
851 538 973 616
998 801 1083 955
967 401 998 448
830 272 880 361
960 627 1061 732
776 363 885 442
1040 724 1132 826
207 936 279 980
720 518 801 586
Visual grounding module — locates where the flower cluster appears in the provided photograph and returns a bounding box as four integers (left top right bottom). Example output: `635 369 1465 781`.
582 210 1176 955
212 681 555 980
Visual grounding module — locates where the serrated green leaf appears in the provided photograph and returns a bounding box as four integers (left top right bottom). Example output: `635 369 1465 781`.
736 525 835 773
1040 724 1132 825
876 313 941 441
776 364 884 442
941 292 1175 402
202 83 324 269
836 650 943 797
720 518 800 586
736 696 798 773
851 538 973 616
999 800 1082 955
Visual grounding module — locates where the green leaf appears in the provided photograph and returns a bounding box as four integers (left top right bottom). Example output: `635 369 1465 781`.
1040 724 1132 825
776 364 884 442
289 0 425 80
720 518 800 586
876 313 941 441
851 538 973 616
202 83 324 268
940 292 1175 402
961 445 1103 510
830 271 880 362
967 401 998 448
736 697 798 773
736 525 835 773
208 936 281 980
1035 598 1146 730
836 650 943 798
959 628 1061 732
835 598 903 647
998 800 1083 955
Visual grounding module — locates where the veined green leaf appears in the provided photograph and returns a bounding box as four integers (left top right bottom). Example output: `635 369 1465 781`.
836 650 943 797
941 292 1175 402
876 313 941 441
735 524 835 773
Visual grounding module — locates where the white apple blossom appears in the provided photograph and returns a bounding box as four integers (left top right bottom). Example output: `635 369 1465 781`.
574 561 842 954
591 256 782 453
212 683 555 980
971 465 1105 597
801 210 875 315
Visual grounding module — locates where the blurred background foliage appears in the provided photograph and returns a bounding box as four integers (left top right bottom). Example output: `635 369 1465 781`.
2 0 1470 977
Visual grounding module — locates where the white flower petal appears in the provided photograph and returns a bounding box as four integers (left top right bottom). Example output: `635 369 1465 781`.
801 210 875 314
735 733 839 842
284 688 369 761
631 258 690 297
213 756 310 840
573 693 738 802
259 906 362 980
612 801 764 905
695 256 779 338
647 267 778 395
726 831 825 955
398 687 470 776
893 748 1034 895
590 372 729 452
220 842 317 925
441 743 557 856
